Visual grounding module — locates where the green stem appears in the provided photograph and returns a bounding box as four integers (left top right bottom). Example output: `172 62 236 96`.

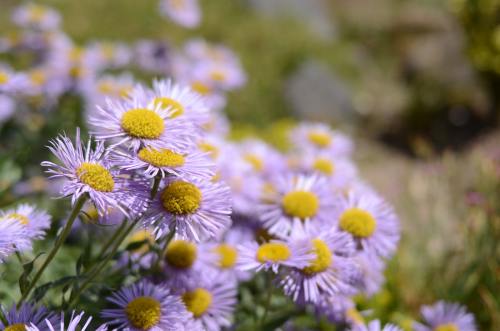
67 217 139 308
259 272 273 328
96 220 127 260
17 195 87 307
150 175 162 199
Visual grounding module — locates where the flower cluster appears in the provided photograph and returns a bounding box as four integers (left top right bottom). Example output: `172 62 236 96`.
0 2 479 331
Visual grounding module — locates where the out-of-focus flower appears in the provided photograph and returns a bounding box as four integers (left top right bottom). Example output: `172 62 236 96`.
0 303 58 331
26 311 108 331
413 301 477 331
0 64 28 94
0 94 15 125
181 277 237 331
352 320 403 331
11 3 61 31
159 0 201 29
291 123 354 159
101 280 190 331
144 176 232 242
0 217 30 262
134 40 172 74
0 204 51 249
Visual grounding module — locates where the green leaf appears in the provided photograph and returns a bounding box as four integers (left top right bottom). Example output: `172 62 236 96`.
18 253 44 295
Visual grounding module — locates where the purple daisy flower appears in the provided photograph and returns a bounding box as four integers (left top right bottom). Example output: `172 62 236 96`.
149 79 210 125
41 128 148 217
352 320 403 331
290 123 354 159
26 311 108 331
0 217 30 262
259 174 336 238
0 204 51 248
144 176 232 242
0 303 58 331
0 64 28 94
101 280 190 331
89 85 197 152
11 3 61 31
280 227 360 303
237 238 313 274
413 301 477 331
159 0 201 29
162 239 217 289
314 294 361 326
353 251 385 297
332 188 400 259
110 144 215 180
180 277 237 331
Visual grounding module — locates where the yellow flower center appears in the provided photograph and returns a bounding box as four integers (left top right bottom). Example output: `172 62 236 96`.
182 288 213 318
198 142 219 159
308 132 331 148
282 191 319 219
128 229 155 254
214 244 238 268
339 208 377 238
125 296 161 330
0 72 9 85
171 0 186 10
210 70 226 82
76 163 115 192
302 239 332 275
2 213 30 225
153 97 185 118
121 108 164 139
29 6 47 22
244 154 264 172
30 70 46 86
138 147 185 168
434 323 459 331
160 181 202 215
119 86 132 97
256 242 291 263
313 158 334 175
191 81 211 95
4 324 26 331
98 82 114 95
165 240 197 269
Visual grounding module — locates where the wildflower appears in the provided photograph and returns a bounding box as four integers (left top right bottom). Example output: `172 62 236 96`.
11 3 61 31
352 320 403 331
26 311 108 331
291 123 353 158
0 303 58 331
159 0 201 28
0 218 30 262
41 128 147 217
101 280 190 331
0 204 51 249
144 176 232 242
259 174 336 237
333 189 400 258
413 301 477 331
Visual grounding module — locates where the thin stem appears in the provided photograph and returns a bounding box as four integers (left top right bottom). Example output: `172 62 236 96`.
67 217 139 308
259 271 273 328
17 195 87 307
150 175 162 199
96 220 127 260
15 251 24 265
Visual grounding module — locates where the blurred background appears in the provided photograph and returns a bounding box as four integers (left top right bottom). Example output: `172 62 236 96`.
0 0 498 329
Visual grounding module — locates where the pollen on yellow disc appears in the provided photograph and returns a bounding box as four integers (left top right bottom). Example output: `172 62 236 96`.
256 242 291 263
0 72 9 85
244 154 264 172
308 131 331 148
282 191 319 219
125 296 161 330
128 229 155 254
4 323 27 331
165 240 197 269
2 213 30 225
153 97 185 118
198 142 219 160
121 108 165 139
182 288 213 318
76 162 115 192
339 208 377 238
160 181 202 215
302 238 332 275
138 147 185 168
191 81 211 95
434 323 459 331
313 158 334 175
214 244 238 268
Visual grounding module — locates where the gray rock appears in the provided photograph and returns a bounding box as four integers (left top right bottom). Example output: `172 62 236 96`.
285 60 356 125
247 0 336 40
